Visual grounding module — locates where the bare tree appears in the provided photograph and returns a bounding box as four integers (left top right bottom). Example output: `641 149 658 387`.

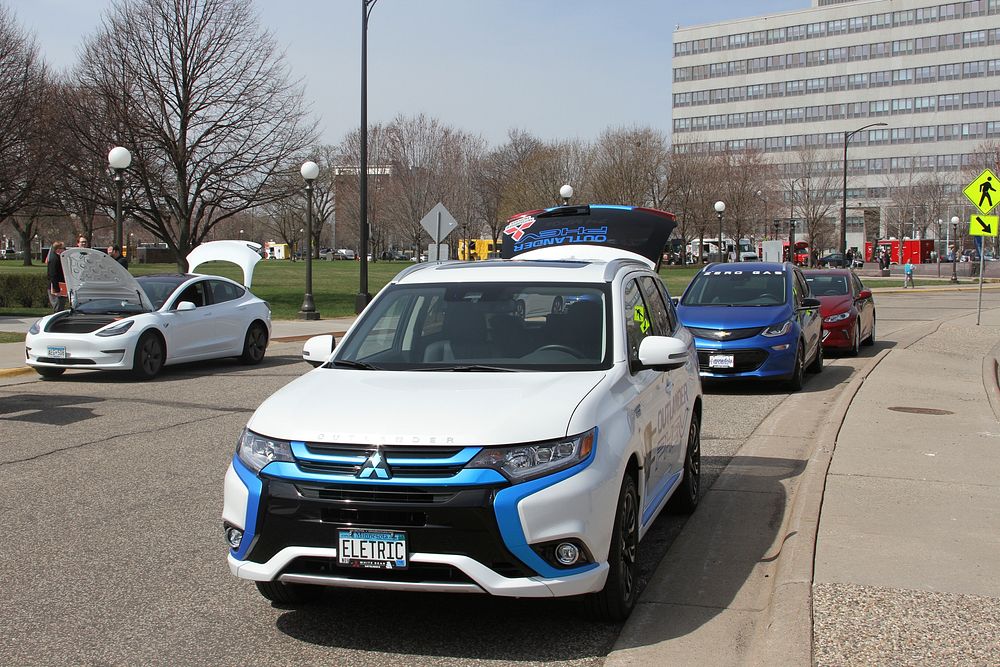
73 0 315 270
785 147 839 261
590 125 669 207
717 147 774 257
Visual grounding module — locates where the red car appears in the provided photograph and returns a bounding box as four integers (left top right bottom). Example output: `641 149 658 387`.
803 269 876 356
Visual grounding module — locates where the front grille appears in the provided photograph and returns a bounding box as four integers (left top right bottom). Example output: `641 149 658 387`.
297 461 463 479
296 483 457 504
305 443 465 459
321 507 427 527
687 326 763 342
283 556 475 584
698 348 768 373
37 357 96 366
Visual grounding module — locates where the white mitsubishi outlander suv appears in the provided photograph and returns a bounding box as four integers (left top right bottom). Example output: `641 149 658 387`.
223 205 703 620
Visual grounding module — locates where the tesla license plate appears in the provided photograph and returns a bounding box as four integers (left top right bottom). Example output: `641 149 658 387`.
338 529 407 569
709 354 734 369
47 346 66 359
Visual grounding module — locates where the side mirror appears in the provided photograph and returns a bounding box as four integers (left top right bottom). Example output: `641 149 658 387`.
637 336 690 372
671 296 680 306
303 334 336 367
857 289 872 300
176 301 196 311
800 297 821 309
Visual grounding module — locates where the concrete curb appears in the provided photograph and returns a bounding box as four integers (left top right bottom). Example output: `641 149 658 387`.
982 340 1000 422
0 366 35 378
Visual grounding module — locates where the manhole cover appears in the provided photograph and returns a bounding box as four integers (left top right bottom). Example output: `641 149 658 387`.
888 406 954 415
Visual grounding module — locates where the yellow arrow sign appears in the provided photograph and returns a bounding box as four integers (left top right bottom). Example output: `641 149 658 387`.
964 168 1000 214
970 214 999 237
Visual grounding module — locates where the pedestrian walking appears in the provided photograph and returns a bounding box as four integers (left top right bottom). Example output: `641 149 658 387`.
47 241 68 311
904 259 914 288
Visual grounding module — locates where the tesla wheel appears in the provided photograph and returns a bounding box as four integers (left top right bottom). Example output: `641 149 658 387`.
669 412 701 514
240 322 268 364
35 367 65 378
586 472 639 622
786 344 804 391
863 317 876 346
255 580 322 605
808 338 823 373
848 322 861 357
132 331 164 380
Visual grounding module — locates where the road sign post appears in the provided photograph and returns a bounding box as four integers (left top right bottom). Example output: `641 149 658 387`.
965 167 1000 324
419 203 458 261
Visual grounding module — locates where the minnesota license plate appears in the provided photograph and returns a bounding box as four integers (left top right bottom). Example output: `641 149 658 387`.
709 354 734 369
47 346 66 359
338 529 407 570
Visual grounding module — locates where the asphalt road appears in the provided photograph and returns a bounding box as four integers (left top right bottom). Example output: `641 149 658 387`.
0 290 991 666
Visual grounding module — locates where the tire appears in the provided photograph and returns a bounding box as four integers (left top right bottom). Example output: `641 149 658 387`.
785 344 804 391
254 580 322 604
131 331 165 380
847 322 861 357
240 322 268 364
586 472 639 622
863 317 876 346
807 338 823 373
35 366 65 378
668 412 701 514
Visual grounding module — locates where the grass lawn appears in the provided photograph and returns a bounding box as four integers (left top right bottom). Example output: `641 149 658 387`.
0 331 24 343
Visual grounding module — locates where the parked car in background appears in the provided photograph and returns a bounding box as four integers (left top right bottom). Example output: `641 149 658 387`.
816 253 852 268
328 248 355 261
803 269 876 356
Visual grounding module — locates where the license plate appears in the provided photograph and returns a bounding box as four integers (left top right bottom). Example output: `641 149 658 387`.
709 354 734 369
338 529 407 570
47 346 66 359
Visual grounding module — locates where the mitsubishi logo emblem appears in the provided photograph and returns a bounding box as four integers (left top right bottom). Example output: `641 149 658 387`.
357 450 391 479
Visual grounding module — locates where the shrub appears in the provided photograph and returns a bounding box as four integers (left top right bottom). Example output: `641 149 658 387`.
0 273 48 308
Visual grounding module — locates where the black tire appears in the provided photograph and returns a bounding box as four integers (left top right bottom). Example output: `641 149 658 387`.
131 331 164 380
240 322 268 364
786 344 804 391
35 366 65 378
586 472 639 622
808 338 823 373
863 317 876 346
668 412 701 514
847 321 861 357
254 580 322 604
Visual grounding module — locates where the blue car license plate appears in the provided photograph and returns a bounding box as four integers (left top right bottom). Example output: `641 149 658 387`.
338 528 407 570
709 354 734 369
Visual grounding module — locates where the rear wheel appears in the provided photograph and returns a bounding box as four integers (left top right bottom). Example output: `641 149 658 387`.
668 412 701 514
35 366 65 378
131 332 164 379
586 472 639 622
240 322 268 364
786 344 804 391
254 580 322 604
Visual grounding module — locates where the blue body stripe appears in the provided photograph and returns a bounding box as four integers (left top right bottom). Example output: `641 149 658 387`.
289 441 482 467
641 470 682 526
230 455 262 561
492 431 600 579
261 461 506 487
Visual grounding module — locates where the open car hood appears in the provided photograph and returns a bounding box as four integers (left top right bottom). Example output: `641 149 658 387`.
187 240 262 288
61 248 155 311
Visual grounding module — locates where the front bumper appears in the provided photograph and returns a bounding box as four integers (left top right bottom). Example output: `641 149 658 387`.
25 333 136 370
821 319 855 350
695 332 798 380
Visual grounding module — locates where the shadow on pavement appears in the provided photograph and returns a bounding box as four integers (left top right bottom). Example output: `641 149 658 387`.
0 392 104 425
27 353 303 384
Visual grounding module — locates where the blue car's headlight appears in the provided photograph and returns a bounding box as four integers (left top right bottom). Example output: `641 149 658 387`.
95 319 135 337
467 429 595 483
823 311 851 323
761 320 793 337
236 428 294 472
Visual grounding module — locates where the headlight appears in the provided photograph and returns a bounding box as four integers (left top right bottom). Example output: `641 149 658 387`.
823 311 852 323
761 320 793 337
467 429 595 483
236 428 294 472
28 320 41 335
95 319 135 337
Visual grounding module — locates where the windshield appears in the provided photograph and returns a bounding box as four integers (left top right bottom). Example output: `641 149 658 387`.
682 269 787 306
334 282 611 371
805 274 849 296
136 275 187 309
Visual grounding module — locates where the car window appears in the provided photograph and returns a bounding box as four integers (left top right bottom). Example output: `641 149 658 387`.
137 276 187 310
639 275 672 335
654 279 679 332
209 279 244 304
623 278 653 368
794 270 809 301
805 274 849 296
174 281 207 308
682 269 786 306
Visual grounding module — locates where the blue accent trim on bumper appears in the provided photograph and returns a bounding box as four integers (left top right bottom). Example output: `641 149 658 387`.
492 431 600 579
641 470 681 526
261 461 506 487
289 441 482 467
230 455 262 561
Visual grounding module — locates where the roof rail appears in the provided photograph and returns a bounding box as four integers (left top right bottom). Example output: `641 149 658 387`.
603 257 651 281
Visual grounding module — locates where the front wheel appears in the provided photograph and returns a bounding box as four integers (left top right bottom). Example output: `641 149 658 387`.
35 366 66 378
669 412 701 514
785 344 804 391
847 322 861 357
807 338 823 373
863 317 876 346
131 331 164 380
586 473 639 622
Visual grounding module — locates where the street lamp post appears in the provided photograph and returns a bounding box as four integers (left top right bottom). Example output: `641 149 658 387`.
773 220 780 242
841 122 887 254
937 218 942 278
299 161 320 320
356 0 379 314
714 201 726 262
560 184 573 205
108 146 132 248
951 215 960 283
789 220 796 264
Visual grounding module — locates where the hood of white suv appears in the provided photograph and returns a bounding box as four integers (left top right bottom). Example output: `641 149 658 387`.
247 369 608 447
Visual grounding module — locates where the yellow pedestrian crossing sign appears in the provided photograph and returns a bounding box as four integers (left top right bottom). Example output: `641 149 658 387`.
970 214 999 237
964 168 1000 214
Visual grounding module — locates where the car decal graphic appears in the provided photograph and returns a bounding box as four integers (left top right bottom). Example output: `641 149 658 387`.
503 216 536 242
633 305 650 334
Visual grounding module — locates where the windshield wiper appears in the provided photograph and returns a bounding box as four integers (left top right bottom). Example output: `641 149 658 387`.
418 364 517 372
328 359 381 370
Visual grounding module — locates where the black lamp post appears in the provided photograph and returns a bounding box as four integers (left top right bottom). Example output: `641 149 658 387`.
356 0 379 314
714 201 726 262
108 146 131 248
773 220 780 241
789 220 796 264
841 122 887 254
951 216 960 283
299 161 320 320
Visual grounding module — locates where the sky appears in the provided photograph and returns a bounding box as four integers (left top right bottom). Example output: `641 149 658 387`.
13 0 808 147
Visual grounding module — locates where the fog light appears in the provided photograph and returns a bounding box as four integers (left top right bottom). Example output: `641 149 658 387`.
225 526 243 549
554 542 580 566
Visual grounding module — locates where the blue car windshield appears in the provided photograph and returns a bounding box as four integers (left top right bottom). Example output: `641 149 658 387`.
805 275 849 296
683 270 786 306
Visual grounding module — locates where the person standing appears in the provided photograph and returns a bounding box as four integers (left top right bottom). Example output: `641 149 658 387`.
76 236 88 248
107 245 128 270
904 259 915 288
47 241 67 311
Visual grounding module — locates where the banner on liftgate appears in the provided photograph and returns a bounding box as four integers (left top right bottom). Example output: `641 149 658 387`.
501 205 677 265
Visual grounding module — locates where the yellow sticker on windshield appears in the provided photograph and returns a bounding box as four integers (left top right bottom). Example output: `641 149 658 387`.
633 305 650 334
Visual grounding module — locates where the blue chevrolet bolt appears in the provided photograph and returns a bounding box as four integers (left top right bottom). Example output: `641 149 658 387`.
675 262 823 390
